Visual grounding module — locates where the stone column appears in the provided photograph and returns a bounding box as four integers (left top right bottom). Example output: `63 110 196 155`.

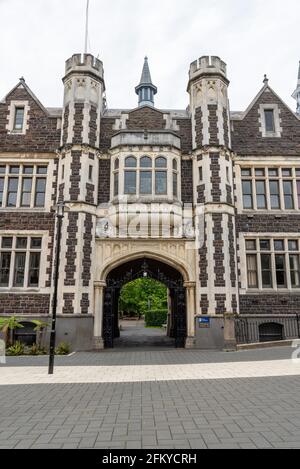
223 313 237 352
184 281 196 348
94 281 106 349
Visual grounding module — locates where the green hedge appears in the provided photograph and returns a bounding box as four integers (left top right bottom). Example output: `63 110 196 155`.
145 310 168 327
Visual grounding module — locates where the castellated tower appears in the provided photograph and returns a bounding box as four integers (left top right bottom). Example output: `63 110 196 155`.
56 54 105 347
188 56 239 318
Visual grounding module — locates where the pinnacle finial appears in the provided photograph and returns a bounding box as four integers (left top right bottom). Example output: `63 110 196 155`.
263 74 269 85
135 56 157 107
19 76 25 83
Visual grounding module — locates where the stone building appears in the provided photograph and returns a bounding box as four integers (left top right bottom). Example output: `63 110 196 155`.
0 53 300 350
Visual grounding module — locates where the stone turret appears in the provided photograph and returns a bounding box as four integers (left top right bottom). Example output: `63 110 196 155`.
61 53 105 147
189 55 238 318
188 56 231 149
55 54 106 341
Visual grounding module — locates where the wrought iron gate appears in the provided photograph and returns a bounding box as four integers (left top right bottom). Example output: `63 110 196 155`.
102 259 187 349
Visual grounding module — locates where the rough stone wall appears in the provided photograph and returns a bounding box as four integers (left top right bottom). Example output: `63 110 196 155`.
181 159 193 204
0 295 50 316
126 107 166 130
0 87 60 152
98 159 111 204
240 295 300 315
231 88 300 156
99 118 116 152
236 214 300 233
175 118 192 154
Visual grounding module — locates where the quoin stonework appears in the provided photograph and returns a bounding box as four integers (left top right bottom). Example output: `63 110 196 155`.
1 54 300 350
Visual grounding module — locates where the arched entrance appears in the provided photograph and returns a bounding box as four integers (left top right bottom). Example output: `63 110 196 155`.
102 258 187 348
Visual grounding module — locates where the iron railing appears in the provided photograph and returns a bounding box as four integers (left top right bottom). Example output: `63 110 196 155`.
235 315 300 344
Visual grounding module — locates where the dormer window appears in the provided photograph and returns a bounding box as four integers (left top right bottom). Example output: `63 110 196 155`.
264 109 275 132
14 107 25 131
6 100 30 135
259 104 282 138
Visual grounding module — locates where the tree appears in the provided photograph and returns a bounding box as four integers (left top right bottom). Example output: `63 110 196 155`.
31 320 49 348
119 278 167 318
0 317 24 347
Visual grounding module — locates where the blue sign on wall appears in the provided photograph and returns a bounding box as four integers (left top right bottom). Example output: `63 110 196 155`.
198 317 211 328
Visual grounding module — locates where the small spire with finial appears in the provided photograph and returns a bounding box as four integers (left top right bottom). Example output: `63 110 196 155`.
19 77 25 83
263 74 269 85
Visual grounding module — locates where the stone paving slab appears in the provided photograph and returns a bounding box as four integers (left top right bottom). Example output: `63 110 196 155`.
0 358 300 385
3 346 296 367
0 375 300 449
1 348 300 449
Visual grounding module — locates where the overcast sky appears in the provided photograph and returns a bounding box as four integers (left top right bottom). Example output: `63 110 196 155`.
0 0 299 112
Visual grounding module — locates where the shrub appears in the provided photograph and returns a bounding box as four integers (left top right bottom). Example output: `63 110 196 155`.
7 341 25 356
144 310 168 328
55 342 71 355
28 344 47 356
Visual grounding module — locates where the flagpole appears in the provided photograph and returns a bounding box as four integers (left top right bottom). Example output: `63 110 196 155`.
84 0 90 54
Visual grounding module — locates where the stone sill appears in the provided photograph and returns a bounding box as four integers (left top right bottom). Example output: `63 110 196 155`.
237 339 295 350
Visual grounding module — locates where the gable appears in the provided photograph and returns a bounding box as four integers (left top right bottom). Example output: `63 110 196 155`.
126 106 166 131
231 86 300 156
0 81 61 152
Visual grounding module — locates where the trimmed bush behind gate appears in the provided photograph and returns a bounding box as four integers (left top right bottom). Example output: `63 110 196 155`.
145 310 168 328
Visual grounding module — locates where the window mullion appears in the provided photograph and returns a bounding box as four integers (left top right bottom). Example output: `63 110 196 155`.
9 245 15 289
286 251 292 290
16 167 22 208
30 174 35 208
257 251 262 290
292 170 298 211
24 242 30 288
279 172 285 211
271 247 277 291
266 172 271 210
3 171 8 208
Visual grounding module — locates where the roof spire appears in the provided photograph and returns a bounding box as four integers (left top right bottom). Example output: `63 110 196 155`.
135 57 157 107
263 74 269 85
292 61 300 116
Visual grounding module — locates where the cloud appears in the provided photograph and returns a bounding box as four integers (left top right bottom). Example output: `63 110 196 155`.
0 0 299 112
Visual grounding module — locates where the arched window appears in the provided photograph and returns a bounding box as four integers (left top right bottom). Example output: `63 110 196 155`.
173 159 178 197
155 157 167 168
155 157 167 195
125 156 137 168
113 158 119 196
141 156 152 168
124 157 137 194
140 156 152 195
116 155 179 199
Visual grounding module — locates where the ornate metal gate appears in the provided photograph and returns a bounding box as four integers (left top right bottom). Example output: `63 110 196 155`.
102 259 187 349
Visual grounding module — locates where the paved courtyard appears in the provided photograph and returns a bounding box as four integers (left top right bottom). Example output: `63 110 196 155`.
1 346 300 449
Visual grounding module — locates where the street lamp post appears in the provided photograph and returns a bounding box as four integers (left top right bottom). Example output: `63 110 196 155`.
48 202 65 375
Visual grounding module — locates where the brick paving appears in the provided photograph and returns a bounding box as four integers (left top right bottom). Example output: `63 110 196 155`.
0 347 300 449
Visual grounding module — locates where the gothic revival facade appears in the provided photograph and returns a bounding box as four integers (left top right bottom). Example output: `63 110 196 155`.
1 53 300 350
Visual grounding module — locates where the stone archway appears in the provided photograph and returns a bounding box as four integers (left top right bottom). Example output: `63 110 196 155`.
102 258 187 349
93 239 197 349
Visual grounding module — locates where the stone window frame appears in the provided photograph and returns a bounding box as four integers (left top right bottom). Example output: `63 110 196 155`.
111 153 181 202
258 103 282 138
6 100 30 135
0 163 49 210
0 233 47 291
239 165 300 212
241 235 300 292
